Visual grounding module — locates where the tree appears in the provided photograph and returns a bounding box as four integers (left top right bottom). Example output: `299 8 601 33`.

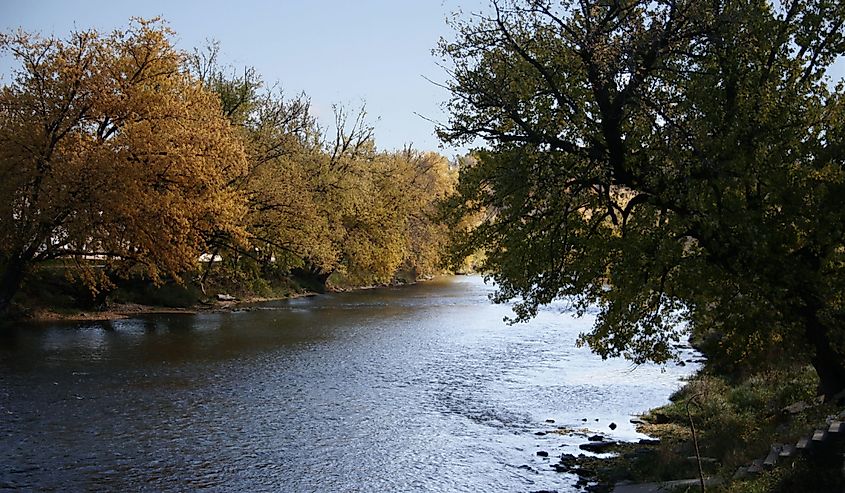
439 0 845 398
0 19 248 313
189 44 332 284
188 47 458 291
311 113 458 286
306 106 407 286
289 107 457 288
398 150 457 278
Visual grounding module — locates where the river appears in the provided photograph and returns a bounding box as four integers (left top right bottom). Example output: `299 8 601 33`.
0 275 698 492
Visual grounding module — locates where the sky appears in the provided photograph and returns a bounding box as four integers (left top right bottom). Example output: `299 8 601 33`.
0 0 488 157
2 1 843 157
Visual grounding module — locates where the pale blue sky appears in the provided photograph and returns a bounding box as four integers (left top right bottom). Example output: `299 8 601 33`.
2 1 842 157
0 0 486 156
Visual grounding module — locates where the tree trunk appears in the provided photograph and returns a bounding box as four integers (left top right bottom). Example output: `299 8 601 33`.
291 262 332 293
811 351 845 401
803 308 845 401
0 256 28 316
199 247 220 295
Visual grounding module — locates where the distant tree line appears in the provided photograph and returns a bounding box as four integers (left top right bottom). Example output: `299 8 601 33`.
0 19 456 313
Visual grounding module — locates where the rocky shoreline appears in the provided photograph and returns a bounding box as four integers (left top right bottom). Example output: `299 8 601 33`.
526 416 667 493
533 381 845 493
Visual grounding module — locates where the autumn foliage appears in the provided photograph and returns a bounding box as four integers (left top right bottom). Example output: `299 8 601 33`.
0 19 455 312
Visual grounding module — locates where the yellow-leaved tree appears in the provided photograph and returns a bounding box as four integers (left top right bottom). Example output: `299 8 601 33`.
188 45 335 287
0 19 248 313
398 150 456 279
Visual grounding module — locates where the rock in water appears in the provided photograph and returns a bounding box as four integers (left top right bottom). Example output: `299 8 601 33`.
579 441 618 452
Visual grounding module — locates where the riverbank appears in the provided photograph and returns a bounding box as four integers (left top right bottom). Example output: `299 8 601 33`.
6 266 431 323
564 364 845 492
18 295 312 322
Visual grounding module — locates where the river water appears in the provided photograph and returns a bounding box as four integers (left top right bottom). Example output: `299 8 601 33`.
0 275 698 492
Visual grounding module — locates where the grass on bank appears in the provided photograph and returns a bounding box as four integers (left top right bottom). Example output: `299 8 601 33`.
8 261 309 318
578 365 844 492
8 260 428 320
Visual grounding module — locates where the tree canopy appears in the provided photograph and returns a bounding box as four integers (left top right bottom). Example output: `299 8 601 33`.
439 0 845 397
0 20 457 313
190 47 457 290
0 19 248 311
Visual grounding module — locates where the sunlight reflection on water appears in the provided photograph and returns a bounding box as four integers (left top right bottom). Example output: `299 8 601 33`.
0 275 698 492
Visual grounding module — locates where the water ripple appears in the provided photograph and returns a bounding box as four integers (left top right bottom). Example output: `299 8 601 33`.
0 276 697 492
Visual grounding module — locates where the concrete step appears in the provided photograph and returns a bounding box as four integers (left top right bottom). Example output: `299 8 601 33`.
763 445 781 469
797 435 813 451
747 458 765 475
613 478 721 493
812 429 829 443
779 444 797 458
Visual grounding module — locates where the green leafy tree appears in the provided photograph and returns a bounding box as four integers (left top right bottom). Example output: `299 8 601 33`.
439 0 845 397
